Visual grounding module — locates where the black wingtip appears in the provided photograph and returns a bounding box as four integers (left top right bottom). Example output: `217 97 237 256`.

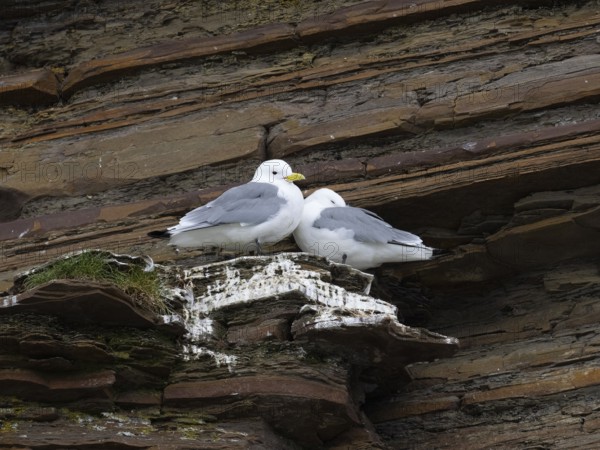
148 229 171 239
432 248 451 257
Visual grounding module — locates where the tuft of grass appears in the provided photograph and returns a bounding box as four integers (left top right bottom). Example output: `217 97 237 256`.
24 252 112 288
24 252 167 314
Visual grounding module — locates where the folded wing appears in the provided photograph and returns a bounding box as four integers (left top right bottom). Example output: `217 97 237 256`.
313 206 424 247
172 183 285 233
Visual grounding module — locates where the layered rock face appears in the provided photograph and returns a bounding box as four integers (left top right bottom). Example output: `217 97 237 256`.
1 0 600 448
0 251 458 448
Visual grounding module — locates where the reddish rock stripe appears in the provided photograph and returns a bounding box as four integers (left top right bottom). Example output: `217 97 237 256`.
59 0 557 101
0 68 60 106
366 396 461 422
270 59 600 157
164 375 351 406
463 367 600 405
0 279 159 329
61 23 297 98
0 368 115 401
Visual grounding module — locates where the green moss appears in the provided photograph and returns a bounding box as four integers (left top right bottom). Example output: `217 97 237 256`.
0 420 17 433
61 408 94 424
180 426 201 440
23 251 168 315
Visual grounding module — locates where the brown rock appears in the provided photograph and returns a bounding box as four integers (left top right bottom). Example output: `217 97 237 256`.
0 279 159 329
227 318 290 344
0 186 30 222
164 375 353 407
19 334 113 363
115 390 162 408
462 366 600 405
0 113 267 201
296 158 366 188
431 55 600 125
62 23 296 98
2 0 600 448
0 368 115 402
487 205 600 271
367 395 461 422
0 251 458 446
164 375 359 445
292 312 458 367
384 244 515 286
366 118 600 178
296 0 496 41
0 68 59 106
0 416 299 449
371 262 600 449
269 106 419 158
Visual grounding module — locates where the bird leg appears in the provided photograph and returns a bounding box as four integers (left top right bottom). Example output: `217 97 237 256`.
342 253 348 264
255 239 264 255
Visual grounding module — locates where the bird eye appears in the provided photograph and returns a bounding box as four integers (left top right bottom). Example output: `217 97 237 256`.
331 200 336 204
272 170 278 175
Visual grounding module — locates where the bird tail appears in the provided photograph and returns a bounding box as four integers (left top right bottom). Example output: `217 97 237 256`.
148 229 171 239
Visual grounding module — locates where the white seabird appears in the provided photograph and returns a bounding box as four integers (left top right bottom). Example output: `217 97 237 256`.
150 159 305 253
293 188 436 270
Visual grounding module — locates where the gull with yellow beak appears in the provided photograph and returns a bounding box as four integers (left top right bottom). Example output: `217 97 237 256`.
149 159 305 254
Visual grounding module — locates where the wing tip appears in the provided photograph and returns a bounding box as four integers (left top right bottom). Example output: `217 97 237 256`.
148 229 171 239
432 248 451 257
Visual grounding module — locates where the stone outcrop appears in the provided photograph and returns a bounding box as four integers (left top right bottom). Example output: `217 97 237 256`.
0 251 457 448
1 0 600 447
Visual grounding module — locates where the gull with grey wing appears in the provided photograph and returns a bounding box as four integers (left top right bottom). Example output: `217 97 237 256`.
293 188 436 270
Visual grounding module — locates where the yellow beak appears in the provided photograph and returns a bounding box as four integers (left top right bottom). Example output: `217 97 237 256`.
284 172 306 183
